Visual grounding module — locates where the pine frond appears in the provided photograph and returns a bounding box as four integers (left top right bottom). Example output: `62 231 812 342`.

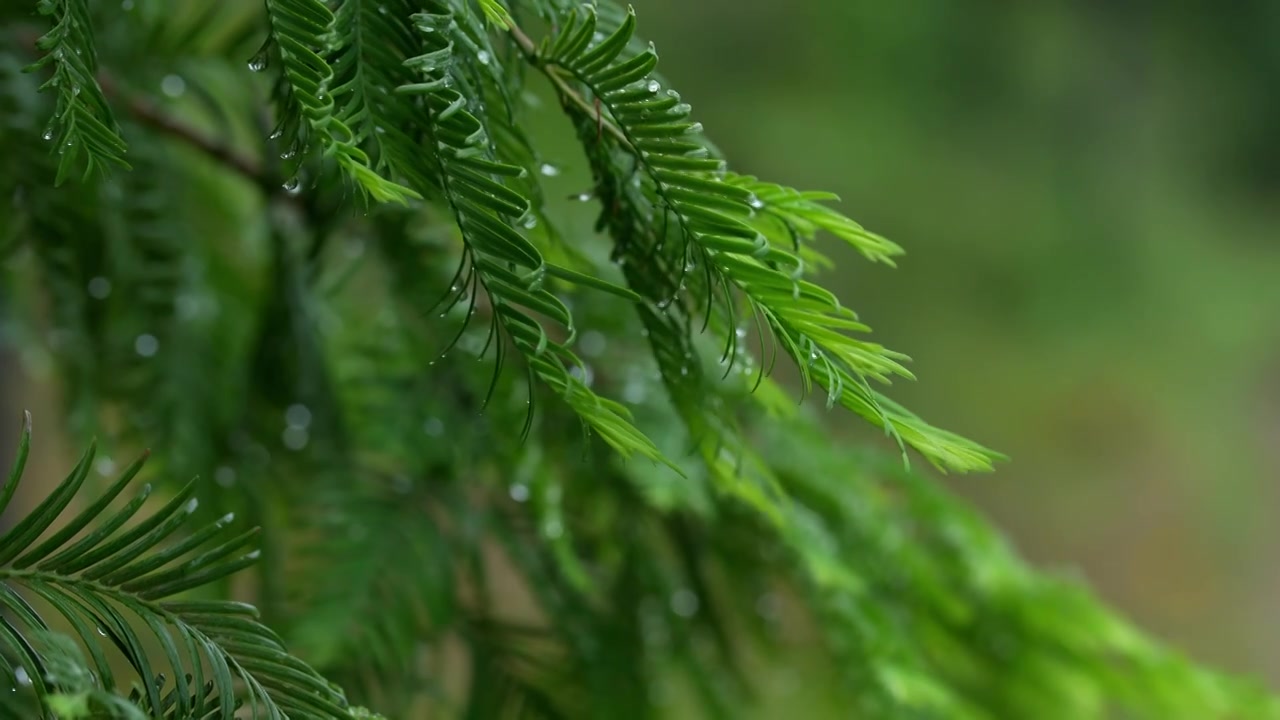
328 0 419 173
756 414 1280 719
26 0 129 184
287 472 454 698
582 122 788 519
477 0 515 29
444 0 581 271
260 0 418 203
725 173 904 267
397 5 676 473
5 2 1272 718
534 4 1000 473
0 414 350 719
10 630 179 720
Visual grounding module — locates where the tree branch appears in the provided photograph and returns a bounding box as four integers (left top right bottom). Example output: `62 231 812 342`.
17 26 274 192
506 21 634 149
101 75 268 189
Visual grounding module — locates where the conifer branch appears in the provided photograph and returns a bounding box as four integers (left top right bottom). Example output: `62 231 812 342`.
18 26 270 191
506 19 632 148
3 3 1274 718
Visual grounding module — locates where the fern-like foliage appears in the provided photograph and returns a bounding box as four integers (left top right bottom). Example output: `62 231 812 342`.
328 0 420 176
3 1 1278 719
0 414 350 719
532 4 997 473
395 4 674 469
26 0 128 184
260 0 417 202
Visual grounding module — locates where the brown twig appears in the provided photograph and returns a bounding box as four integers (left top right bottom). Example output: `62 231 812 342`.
102 75 268 188
18 25 273 191
505 20 634 149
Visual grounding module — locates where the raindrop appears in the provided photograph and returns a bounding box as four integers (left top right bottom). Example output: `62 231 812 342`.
573 192 592 202
509 483 530 503
622 377 647 404
539 163 560 177
477 50 491 66
42 129 53 141
423 417 444 437
247 54 268 73
214 466 237 488
568 364 595 387
282 176 301 195
755 593 781 622
160 74 186 98
734 325 748 339
95 457 116 476
282 426 309 450
87 276 111 299
646 80 660 93
578 331 606 357
268 128 283 141
687 122 703 134
96 627 108 637
134 333 159 357
285 403 312 429
669 589 699 617
748 194 764 209
175 293 207 320
13 667 30 686
280 148 296 160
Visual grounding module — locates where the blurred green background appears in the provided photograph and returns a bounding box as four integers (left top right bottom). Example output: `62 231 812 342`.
629 0 1280 685
4 0 1278 702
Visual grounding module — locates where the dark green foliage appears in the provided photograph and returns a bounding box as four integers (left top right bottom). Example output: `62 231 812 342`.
0 414 349 719
27 0 129 184
0 1 1276 718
